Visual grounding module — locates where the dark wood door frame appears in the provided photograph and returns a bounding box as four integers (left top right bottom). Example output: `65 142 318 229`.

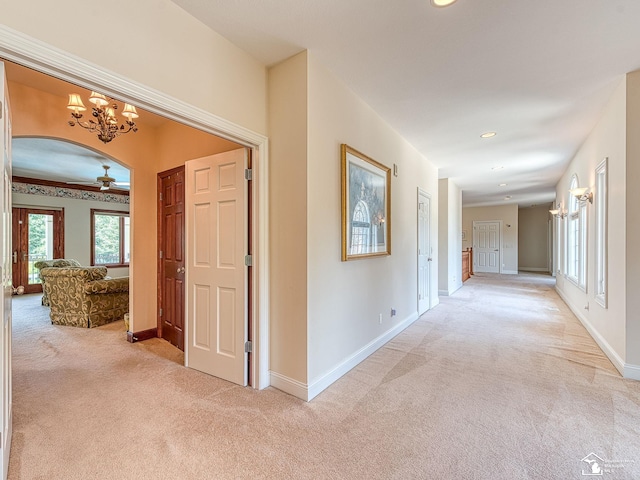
157 166 185 351
12 207 64 293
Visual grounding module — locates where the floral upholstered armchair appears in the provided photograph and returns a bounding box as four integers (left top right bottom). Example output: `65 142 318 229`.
33 259 81 306
39 266 129 328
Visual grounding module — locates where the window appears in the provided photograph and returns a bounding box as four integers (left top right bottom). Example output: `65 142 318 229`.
91 209 130 267
350 200 371 255
566 175 587 290
595 158 608 307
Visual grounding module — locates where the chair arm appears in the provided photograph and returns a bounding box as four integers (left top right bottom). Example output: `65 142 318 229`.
83 277 130 294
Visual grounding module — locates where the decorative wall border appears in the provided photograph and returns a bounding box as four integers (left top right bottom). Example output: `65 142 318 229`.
12 182 129 204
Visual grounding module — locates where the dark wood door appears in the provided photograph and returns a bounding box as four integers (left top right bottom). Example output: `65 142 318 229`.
158 167 185 350
12 208 64 293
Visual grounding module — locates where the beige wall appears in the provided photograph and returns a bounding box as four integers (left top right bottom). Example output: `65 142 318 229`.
267 52 309 384
554 77 627 367
12 191 129 278
1 0 267 135
306 53 439 389
438 179 462 295
625 72 640 366
462 204 519 274
518 205 551 272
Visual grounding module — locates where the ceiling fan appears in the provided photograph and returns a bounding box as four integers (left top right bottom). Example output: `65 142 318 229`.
68 165 130 191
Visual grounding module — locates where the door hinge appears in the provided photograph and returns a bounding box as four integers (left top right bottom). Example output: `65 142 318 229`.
245 341 252 353
159 250 163 259
245 255 253 267
159 192 163 201
244 169 253 181
159 308 163 317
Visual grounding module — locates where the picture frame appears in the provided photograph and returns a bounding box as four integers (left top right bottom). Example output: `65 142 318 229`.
341 144 391 261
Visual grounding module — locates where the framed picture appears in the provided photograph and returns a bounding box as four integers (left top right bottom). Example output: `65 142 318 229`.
341 144 391 261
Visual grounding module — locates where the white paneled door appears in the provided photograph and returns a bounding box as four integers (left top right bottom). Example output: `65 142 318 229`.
185 149 248 386
417 190 431 315
0 61 12 480
473 221 501 273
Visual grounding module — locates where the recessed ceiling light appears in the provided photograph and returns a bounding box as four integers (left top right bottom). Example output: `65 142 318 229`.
504 196 512 200
480 132 497 138
499 183 507 187
431 0 458 7
491 166 504 171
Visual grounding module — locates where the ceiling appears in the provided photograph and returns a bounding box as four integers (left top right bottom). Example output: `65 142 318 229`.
171 0 640 207
5 60 172 192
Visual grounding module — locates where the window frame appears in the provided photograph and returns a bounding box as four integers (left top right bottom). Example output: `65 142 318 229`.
595 158 608 307
566 175 587 291
90 208 130 268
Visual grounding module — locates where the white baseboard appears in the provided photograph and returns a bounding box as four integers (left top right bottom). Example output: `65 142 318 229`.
624 363 640 381
502 270 518 275
270 311 421 401
555 286 625 376
519 267 549 272
438 283 462 297
269 371 308 401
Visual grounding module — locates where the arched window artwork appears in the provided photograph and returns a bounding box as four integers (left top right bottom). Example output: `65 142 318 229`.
566 174 586 289
350 200 371 254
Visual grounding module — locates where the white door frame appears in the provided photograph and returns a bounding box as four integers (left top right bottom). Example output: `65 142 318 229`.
0 26 270 389
417 188 431 314
472 220 503 274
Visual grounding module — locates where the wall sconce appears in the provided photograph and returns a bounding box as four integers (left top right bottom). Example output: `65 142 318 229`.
549 203 567 218
570 187 593 204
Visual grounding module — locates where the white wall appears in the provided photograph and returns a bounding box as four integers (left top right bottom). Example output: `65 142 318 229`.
1 0 267 135
438 179 462 295
518 205 551 272
462 204 519 274
306 53 439 397
554 77 627 371
13 190 129 278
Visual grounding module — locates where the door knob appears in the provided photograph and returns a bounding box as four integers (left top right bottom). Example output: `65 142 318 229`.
427 257 433 261
177 266 185 274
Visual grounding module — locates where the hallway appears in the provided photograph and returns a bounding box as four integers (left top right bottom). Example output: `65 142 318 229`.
8 273 640 479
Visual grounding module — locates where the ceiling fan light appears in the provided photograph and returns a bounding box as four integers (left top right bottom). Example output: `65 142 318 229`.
88 91 109 107
100 184 110 191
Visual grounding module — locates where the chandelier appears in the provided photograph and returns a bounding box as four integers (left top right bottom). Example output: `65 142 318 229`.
67 92 139 144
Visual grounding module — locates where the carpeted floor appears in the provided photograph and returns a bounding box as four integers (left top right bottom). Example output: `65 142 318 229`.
7 273 640 479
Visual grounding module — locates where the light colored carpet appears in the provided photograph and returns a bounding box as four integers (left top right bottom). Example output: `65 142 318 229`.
7 273 640 479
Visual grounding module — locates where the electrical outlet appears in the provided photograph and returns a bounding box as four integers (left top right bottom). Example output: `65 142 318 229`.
379 313 382 324
390 308 397 317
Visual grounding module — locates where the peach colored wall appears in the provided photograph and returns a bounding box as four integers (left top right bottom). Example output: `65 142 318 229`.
8 80 241 332
155 122 240 172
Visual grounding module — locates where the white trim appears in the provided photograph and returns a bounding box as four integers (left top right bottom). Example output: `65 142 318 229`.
0 25 271 389
417 188 432 315
269 372 308 401
307 311 420 401
438 283 462 297
518 267 549 272
271 311 421 401
502 270 518 275
623 364 640 381
555 286 624 376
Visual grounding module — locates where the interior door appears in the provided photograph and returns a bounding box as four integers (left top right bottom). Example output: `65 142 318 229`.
158 167 185 351
12 208 64 293
473 221 501 273
185 149 247 386
0 60 13 480
417 190 431 315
